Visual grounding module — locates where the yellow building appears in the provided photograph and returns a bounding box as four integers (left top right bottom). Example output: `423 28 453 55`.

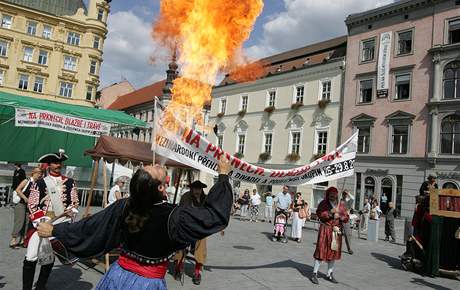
0 0 110 107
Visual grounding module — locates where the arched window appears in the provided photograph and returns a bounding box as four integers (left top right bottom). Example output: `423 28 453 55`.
440 115 460 154
364 177 375 198
442 182 459 190
443 61 460 99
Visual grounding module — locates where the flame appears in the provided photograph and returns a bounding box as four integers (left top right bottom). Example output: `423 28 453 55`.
153 0 264 129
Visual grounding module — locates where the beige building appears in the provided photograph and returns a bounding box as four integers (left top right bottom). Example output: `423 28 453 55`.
96 80 135 109
207 36 347 206
0 0 110 107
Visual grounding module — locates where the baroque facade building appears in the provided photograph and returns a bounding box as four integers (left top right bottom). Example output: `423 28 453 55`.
341 0 460 217
207 36 347 206
0 0 110 106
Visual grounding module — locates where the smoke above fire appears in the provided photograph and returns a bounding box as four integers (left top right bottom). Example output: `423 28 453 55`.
153 0 264 129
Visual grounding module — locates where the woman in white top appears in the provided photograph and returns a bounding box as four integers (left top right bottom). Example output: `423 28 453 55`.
249 189 261 222
108 179 125 206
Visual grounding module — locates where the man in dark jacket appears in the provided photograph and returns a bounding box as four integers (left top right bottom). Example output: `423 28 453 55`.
12 163 26 195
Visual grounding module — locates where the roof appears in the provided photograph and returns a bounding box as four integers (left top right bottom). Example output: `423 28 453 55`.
3 0 87 17
219 35 347 86
108 80 166 110
0 90 147 128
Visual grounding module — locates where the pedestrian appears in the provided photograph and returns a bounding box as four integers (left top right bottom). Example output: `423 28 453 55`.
10 168 42 249
274 185 292 212
380 192 388 214
385 202 397 243
108 179 125 206
37 157 233 290
290 192 307 243
173 179 209 285
310 187 349 285
12 163 26 203
240 189 250 219
264 192 274 223
249 189 261 222
23 150 78 290
419 174 438 196
340 190 354 255
370 200 382 220
361 197 371 231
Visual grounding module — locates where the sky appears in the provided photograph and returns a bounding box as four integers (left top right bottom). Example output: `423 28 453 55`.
99 0 396 89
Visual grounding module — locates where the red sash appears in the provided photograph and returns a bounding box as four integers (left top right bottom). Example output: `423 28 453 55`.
118 254 168 279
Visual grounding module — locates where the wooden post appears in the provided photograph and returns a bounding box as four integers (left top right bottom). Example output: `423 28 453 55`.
173 168 183 205
102 159 108 208
84 158 99 217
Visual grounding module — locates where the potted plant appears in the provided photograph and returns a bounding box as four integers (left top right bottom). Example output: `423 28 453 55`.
286 153 301 162
290 102 304 110
264 106 275 114
318 99 330 109
217 112 225 118
312 153 325 161
259 152 271 161
237 109 246 117
234 152 244 159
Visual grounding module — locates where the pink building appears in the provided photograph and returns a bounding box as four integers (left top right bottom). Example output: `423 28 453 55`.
96 80 135 109
341 0 460 217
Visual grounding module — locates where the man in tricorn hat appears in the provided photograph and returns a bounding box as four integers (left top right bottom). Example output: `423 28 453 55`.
174 179 208 285
23 149 78 290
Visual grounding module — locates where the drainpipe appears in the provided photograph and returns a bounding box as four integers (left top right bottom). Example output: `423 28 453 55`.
337 58 346 146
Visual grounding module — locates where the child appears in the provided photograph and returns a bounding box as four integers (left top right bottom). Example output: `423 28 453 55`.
385 202 397 242
274 214 286 237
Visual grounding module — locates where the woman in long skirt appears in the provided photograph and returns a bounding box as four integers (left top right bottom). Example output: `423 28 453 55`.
291 192 307 243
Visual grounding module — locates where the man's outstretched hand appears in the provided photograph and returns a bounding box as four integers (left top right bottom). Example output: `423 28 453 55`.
218 156 231 175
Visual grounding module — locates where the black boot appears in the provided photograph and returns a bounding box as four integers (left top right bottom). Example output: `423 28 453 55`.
22 260 37 290
35 263 53 290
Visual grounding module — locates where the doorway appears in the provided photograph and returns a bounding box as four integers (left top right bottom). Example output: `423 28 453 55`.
381 177 393 214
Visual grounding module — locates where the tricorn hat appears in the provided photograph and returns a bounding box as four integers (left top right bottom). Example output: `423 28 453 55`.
38 149 68 164
188 180 207 189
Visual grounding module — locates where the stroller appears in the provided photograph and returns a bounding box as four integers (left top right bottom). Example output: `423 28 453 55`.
400 235 425 273
272 210 288 243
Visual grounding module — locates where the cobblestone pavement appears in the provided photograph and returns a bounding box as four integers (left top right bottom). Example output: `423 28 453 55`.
0 206 458 290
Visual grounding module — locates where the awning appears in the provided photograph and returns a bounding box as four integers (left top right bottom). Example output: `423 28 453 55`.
0 91 147 128
85 135 191 168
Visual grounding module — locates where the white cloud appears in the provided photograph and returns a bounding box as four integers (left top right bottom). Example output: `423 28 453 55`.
100 11 168 89
246 0 395 59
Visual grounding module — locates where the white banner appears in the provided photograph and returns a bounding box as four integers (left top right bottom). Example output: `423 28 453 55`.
153 101 357 186
377 31 392 98
15 108 111 137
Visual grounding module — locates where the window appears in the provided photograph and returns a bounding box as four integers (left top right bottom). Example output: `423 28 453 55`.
27 21 37 35
321 80 331 101
264 132 273 154
220 99 226 114
240 95 248 111
316 130 328 154
397 30 413 55
217 135 223 149
237 134 245 154
448 19 460 44
89 60 97 74
361 38 375 62
295 85 304 103
33 77 44 93
97 9 104 21
93 36 100 49
364 177 376 198
86 85 93 101
18 74 29 90
443 61 460 99
23 47 33 62
1 15 12 29
394 73 411 100
67 32 80 46
391 125 409 154
0 70 4 86
440 115 460 154
358 126 371 153
442 182 459 189
359 79 373 103
291 131 301 154
42 25 52 39
63 56 77 71
0 40 8 57
38 50 48 65
268 90 276 107
59 82 73 98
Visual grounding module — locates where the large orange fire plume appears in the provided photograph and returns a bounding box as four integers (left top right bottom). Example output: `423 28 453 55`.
153 0 264 129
